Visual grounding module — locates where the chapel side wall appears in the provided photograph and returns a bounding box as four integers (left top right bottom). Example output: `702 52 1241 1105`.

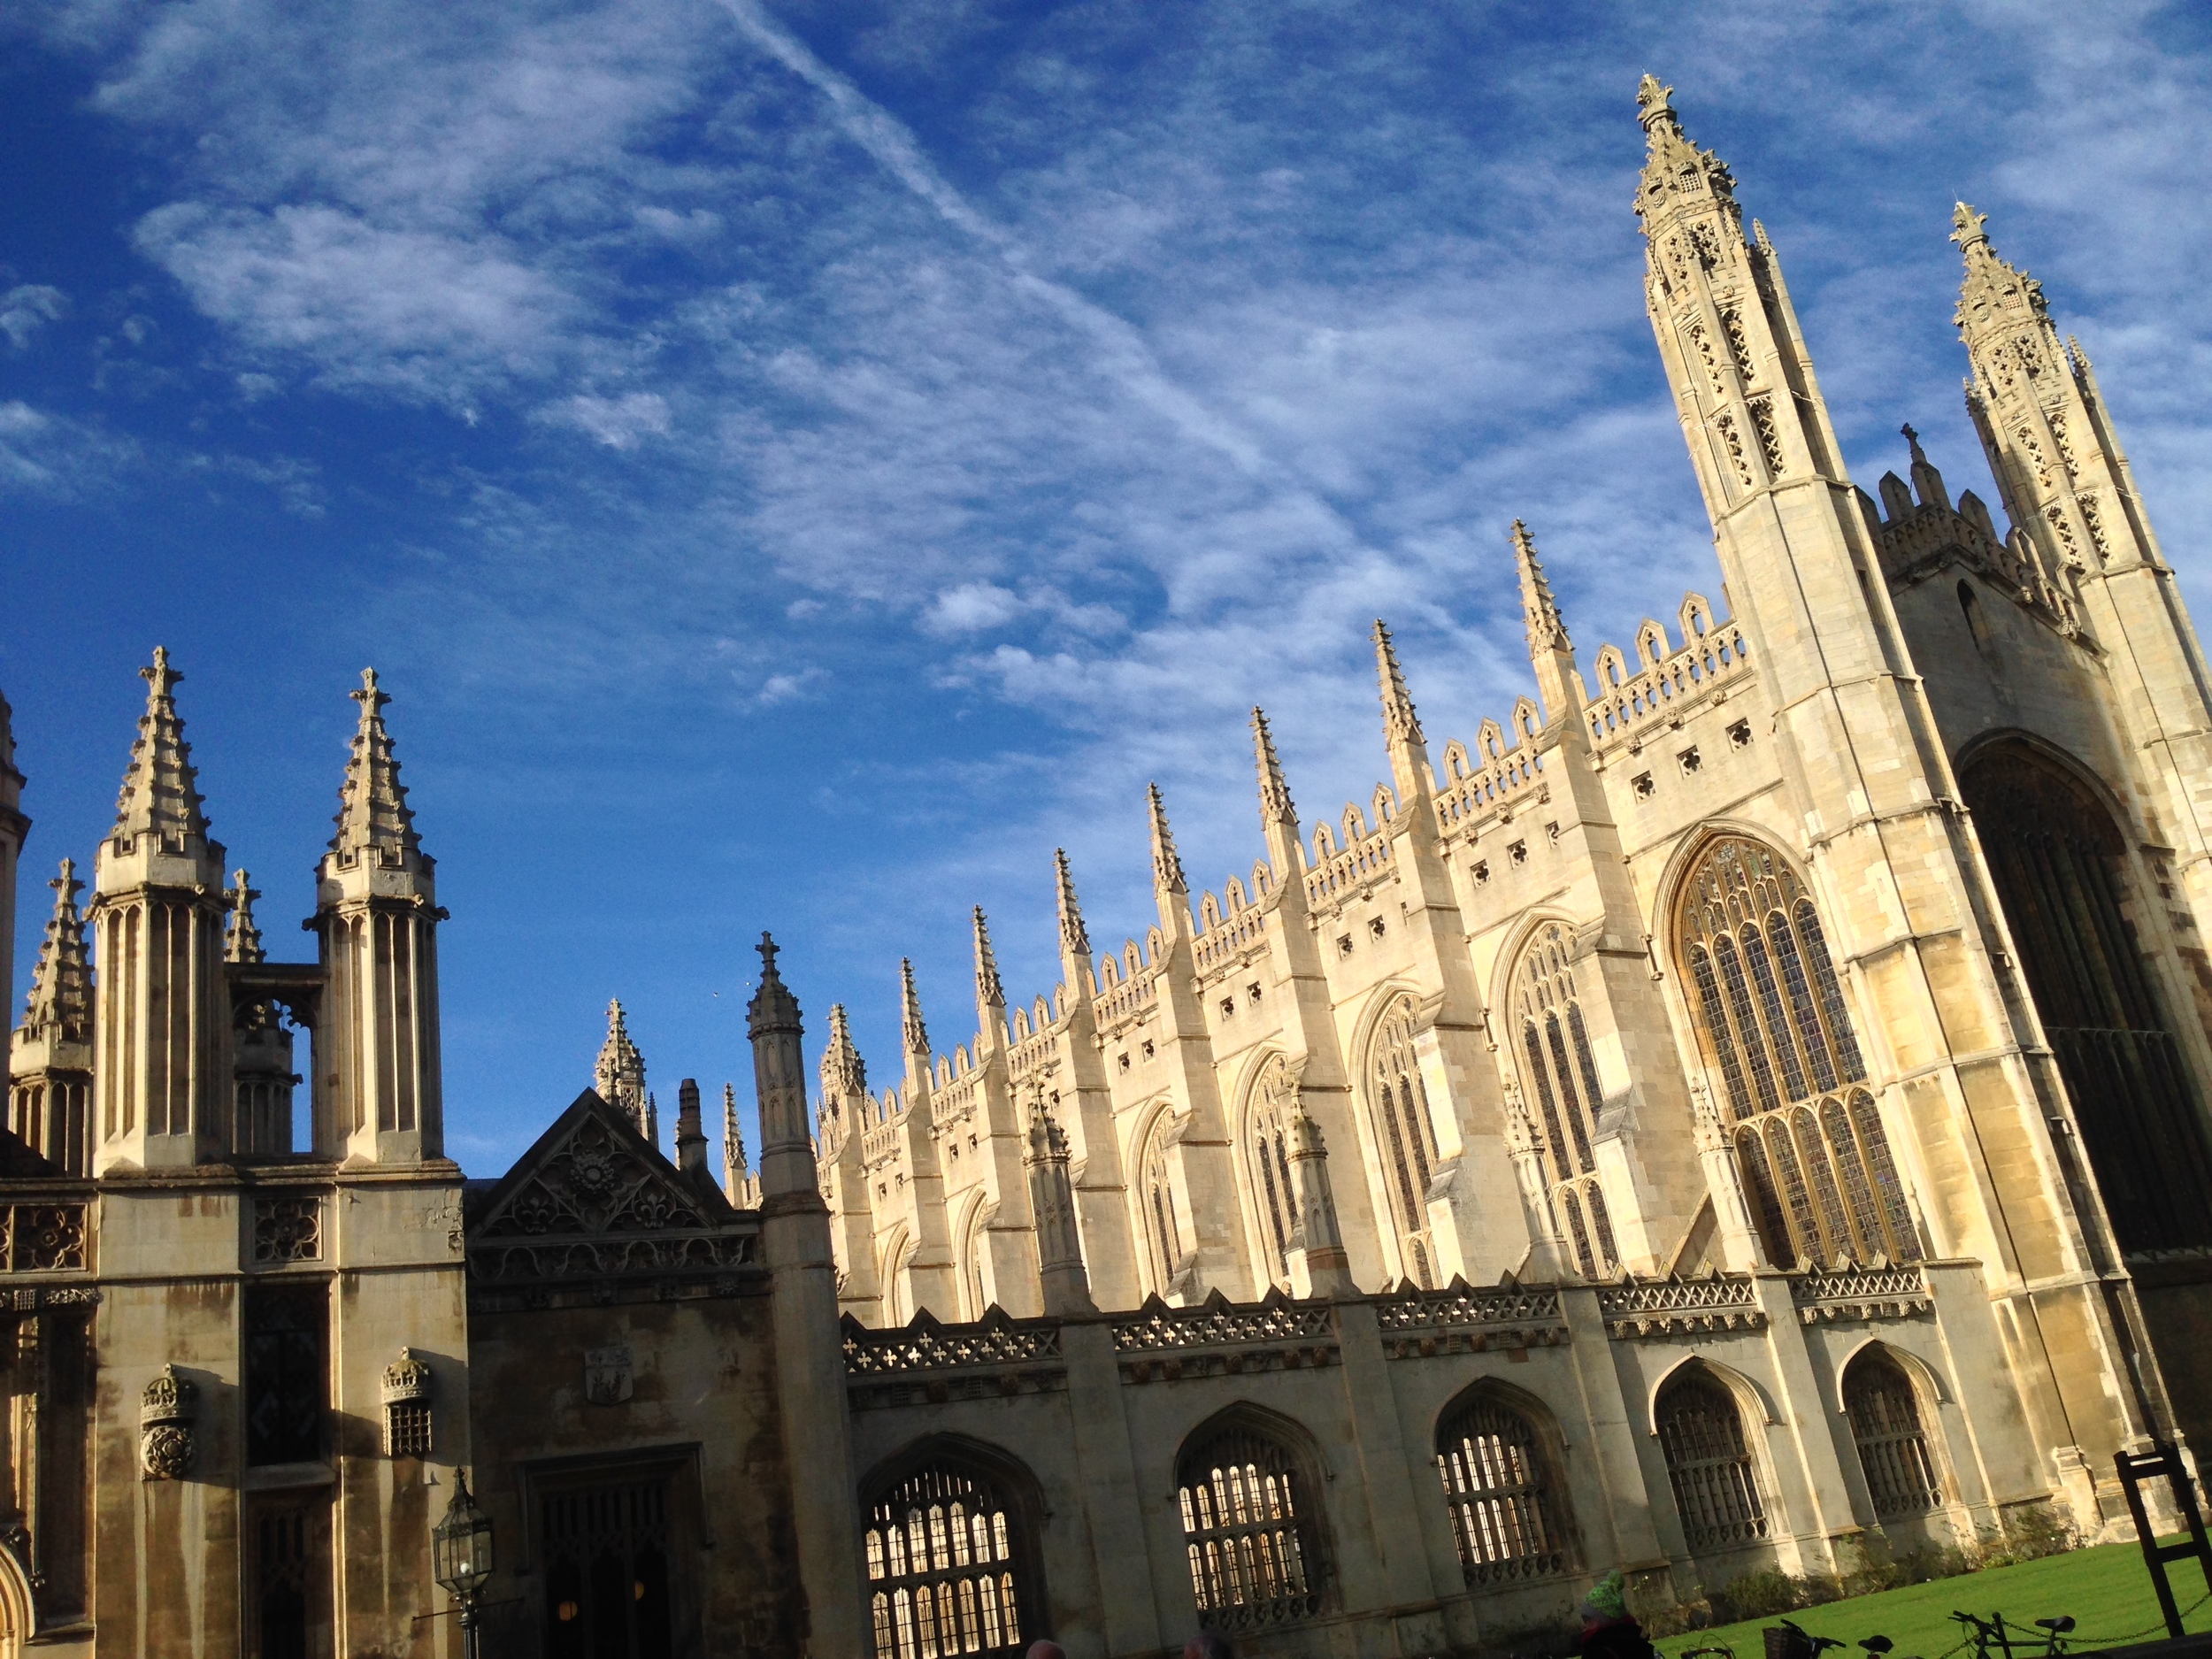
465 1289 803 1659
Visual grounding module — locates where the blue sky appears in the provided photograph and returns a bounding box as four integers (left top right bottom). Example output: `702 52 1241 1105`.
4 1 2209 1175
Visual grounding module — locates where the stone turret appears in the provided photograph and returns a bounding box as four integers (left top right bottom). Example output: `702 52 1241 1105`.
1283 1099 1356 1298
749 933 867 1655
312 667 442 1163
1025 1092 1094 1315
91 649 230 1171
10 859 92 1171
673 1076 710 1185
594 1000 651 1142
227 870 298 1156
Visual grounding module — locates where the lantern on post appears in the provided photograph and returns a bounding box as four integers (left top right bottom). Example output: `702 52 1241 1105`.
432 1470 495 1658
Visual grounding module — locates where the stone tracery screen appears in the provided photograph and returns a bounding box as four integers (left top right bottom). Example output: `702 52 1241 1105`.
864 1463 1027 1658
1245 1057 1300 1289
1179 1423 1324 1632
1510 924 1617 1278
1655 1367 1767 1553
1678 837 1919 1268
1435 1392 1570 1586
1366 999 1439 1288
1842 1348 1944 1518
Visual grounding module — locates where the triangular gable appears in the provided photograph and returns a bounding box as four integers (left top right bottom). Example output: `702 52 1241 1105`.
0 1127 66 1181
466 1090 749 1289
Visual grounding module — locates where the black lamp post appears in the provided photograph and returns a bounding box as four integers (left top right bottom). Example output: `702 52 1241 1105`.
433 1470 495 1659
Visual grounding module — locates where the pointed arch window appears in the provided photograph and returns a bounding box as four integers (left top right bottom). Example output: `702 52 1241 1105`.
1246 1059 1299 1290
1140 1112 1186 1297
1655 1367 1767 1553
1509 924 1617 1277
1678 837 1916 1269
1367 999 1438 1288
864 1458 1036 1658
1842 1349 1945 1519
1178 1418 1325 1632
1435 1390 1572 1586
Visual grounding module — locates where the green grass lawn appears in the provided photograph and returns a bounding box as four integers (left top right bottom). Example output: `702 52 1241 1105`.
1655 1541 2212 1659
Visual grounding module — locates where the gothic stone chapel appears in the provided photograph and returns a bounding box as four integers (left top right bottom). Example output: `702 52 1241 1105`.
3 78 2211 1659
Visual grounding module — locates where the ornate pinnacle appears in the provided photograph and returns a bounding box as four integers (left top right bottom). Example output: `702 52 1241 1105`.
594 999 649 1131
898 957 929 1056
21 859 91 1039
819 1002 868 1100
1371 620 1425 749
330 666 421 862
1053 848 1091 959
1146 783 1187 895
224 869 265 964
1252 707 1297 828
747 932 802 1038
1950 201 1991 257
111 646 211 847
722 1083 749 1179
1633 79 1737 229
1635 74 1678 134
972 906 1005 1008
1511 521 1572 657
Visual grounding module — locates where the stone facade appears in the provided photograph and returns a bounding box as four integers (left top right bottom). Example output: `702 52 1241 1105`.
0 81 2208 1659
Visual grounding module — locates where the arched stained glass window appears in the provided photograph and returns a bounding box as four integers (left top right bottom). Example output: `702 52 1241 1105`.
1435 1391 1572 1586
1246 1058 1300 1289
1656 1368 1768 1553
1510 924 1618 1276
1680 837 1918 1268
1141 1113 1185 1297
864 1460 1034 1658
1369 998 1439 1288
1179 1419 1325 1632
1843 1349 1944 1518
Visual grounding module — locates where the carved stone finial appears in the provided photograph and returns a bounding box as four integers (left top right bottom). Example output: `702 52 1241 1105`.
1251 707 1298 829
1512 520 1572 657
21 858 91 1038
898 957 930 1056
1053 848 1091 959
1371 619 1425 749
1147 782 1187 895
329 664 421 864
972 906 1005 1009
1636 74 1678 134
111 645 211 848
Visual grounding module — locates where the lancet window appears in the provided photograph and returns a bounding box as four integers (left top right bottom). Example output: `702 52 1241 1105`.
1655 1367 1767 1554
865 1463 1030 1659
1842 1349 1944 1519
1245 1058 1300 1289
1179 1418 1325 1632
1140 1112 1186 1297
1678 837 1919 1268
1367 998 1439 1288
1434 1389 1570 1587
1510 925 1617 1278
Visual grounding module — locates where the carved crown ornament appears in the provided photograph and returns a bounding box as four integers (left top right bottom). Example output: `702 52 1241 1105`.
140 1364 198 1481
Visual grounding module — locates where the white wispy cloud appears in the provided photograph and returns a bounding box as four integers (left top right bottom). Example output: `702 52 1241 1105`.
0 285 67 349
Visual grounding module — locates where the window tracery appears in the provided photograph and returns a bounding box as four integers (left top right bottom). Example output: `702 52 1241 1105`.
1435 1391 1571 1586
1140 1112 1185 1297
1245 1058 1299 1290
1678 837 1919 1269
1367 999 1439 1287
864 1463 1030 1658
1842 1350 1944 1519
1655 1367 1767 1553
1509 925 1617 1278
1179 1420 1324 1632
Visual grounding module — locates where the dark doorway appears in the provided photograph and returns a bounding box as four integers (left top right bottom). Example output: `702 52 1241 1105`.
1959 741 2212 1251
543 1478 674 1659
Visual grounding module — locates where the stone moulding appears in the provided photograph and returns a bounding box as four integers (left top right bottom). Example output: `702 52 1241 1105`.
1597 1272 1764 1339
1789 1263 1932 1325
1110 1289 1334 1352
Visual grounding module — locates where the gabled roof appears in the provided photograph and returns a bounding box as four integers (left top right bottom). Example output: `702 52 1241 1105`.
469 1088 734 1240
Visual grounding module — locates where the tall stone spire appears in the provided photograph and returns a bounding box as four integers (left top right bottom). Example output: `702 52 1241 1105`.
110 647 214 852
92 649 228 1173
722 1082 751 1203
595 1000 651 1141
1025 1091 1095 1316
972 906 1005 1010
1512 522 1584 720
1252 707 1304 882
330 668 424 866
0 688 27 1041
11 860 92 1172
313 666 442 1164
898 958 930 1058
1052 849 1094 998
19 861 90 1042
1146 783 1187 895
819 1002 867 1102
749 933 812 1195
1371 619 1436 811
224 870 265 964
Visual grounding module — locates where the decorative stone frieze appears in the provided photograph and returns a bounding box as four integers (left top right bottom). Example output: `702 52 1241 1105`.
1597 1273 1764 1339
1790 1263 1933 1325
